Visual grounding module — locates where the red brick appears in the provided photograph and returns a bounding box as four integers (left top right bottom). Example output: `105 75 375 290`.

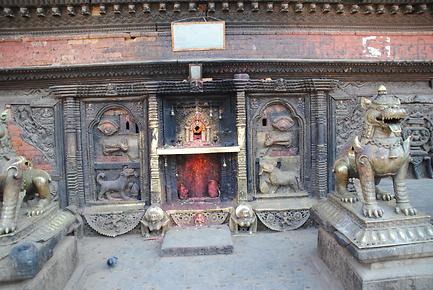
0 31 433 68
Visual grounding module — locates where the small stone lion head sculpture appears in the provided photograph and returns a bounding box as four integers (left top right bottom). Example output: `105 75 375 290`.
140 205 170 238
230 203 257 234
145 205 165 224
235 204 254 224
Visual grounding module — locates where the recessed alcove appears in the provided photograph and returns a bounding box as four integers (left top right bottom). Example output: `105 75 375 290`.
160 95 238 204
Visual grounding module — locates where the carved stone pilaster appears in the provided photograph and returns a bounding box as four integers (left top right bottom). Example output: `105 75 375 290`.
311 89 329 198
63 96 85 206
234 74 249 201
147 83 162 204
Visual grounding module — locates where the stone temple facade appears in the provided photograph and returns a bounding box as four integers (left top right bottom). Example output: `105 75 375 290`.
0 0 432 289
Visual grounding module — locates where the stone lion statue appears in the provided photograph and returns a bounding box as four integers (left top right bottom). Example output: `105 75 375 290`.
139 205 170 238
229 203 257 234
0 155 52 234
334 86 416 218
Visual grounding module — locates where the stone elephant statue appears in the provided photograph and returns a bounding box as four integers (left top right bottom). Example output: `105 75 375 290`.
0 156 52 234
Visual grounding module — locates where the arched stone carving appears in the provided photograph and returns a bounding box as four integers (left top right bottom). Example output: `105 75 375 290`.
252 101 305 197
86 103 146 203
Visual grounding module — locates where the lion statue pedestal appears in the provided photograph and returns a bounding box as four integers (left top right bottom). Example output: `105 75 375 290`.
0 110 82 289
312 194 433 290
312 87 433 290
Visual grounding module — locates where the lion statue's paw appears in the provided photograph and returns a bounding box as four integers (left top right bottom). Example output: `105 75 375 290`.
27 199 51 217
339 191 359 203
395 203 417 216
375 187 394 201
362 204 384 218
0 221 16 235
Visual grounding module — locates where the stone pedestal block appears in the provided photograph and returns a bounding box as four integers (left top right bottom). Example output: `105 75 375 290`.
0 236 78 290
0 205 81 287
313 194 433 290
318 228 433 290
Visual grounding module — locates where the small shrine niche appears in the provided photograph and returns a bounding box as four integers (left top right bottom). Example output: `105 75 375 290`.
160 96 238 203
90 107 141 202
254 102 304 196
163 98 236 148
184 109 213 145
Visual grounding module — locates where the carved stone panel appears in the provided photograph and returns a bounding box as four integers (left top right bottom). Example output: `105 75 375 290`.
10 105 55 164
83 102 148 204
250 100 306 197
83 204 145 237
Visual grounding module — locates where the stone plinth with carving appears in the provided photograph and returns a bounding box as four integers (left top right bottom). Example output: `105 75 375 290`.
312 192 433 290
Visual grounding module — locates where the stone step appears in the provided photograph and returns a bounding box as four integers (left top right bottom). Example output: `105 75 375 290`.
161 225 233 257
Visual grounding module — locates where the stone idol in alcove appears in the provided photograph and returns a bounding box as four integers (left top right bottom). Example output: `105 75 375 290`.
162 98 237 202
255 104 303 197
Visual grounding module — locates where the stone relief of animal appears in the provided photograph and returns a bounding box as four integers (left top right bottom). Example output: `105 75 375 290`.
334 86 416 218
0 156 52 234
259 158 300 194
96 167 137 200
229 203 257 234
139 205 170 238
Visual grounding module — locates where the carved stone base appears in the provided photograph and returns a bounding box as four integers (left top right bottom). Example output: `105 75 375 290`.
251 197 314 231
312 194 433 249
167 208 231 227
1 236 78 290
318 228 433 290
254 191 309 200
0 204 80 283
313 194 433 290
83 203 145 237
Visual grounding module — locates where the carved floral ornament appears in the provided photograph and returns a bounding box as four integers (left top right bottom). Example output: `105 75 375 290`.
83 205 145 237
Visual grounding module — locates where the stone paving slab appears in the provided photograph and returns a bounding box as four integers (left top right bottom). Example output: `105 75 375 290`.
161 225 233 257
64 228 344 290
62 179 433 290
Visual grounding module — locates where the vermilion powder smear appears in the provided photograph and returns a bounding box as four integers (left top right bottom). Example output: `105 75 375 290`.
176 154 220 198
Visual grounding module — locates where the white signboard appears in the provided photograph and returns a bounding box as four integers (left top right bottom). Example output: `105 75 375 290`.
171 21 226 52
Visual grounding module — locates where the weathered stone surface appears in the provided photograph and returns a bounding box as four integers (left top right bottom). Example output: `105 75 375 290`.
312 194 433 250
318 228 433 290
161 225 233 257
0 205 80 283
0 236 78 290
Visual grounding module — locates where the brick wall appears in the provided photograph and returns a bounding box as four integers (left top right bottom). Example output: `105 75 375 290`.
0 31 433 68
